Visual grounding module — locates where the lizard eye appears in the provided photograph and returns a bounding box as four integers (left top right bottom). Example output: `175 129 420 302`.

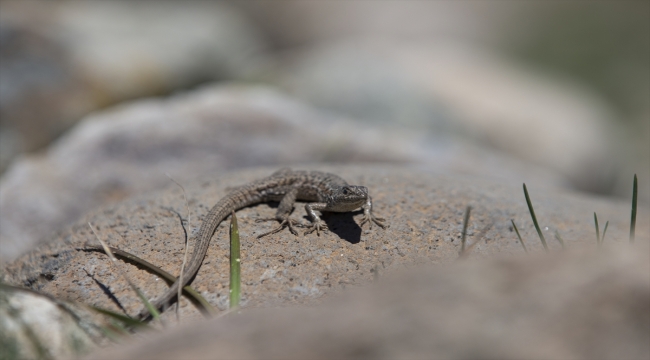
342 188 349 195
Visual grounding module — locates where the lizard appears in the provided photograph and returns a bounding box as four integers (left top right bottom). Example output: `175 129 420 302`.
137 168 386 320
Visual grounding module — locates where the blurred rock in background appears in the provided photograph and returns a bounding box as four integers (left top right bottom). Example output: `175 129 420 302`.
1 1 646 200
268 41 616 195
0 1 266 172
235 1 648 199
0 84 568 262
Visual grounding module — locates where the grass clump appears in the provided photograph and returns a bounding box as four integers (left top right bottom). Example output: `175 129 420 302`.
593 212 611 249
459 206 472 255
630 174 637 243
523 184 549 253
510 220 528 253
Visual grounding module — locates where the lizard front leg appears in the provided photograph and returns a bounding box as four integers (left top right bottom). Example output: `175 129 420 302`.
359 196 387 229
256 187 301 238
304 202 329 236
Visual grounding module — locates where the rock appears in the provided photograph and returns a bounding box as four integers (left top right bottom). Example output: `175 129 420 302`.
0 1 266 172
0 285 95 359
272 41 618 195
233 2 512 48
89 241 649 360
3 166 647 324
238 2 649 201
0 85 564 263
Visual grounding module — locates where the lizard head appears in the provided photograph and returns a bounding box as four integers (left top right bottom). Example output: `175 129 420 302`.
326 185 368 212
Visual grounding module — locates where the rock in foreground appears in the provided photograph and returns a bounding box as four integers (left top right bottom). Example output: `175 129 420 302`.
88 244 649 360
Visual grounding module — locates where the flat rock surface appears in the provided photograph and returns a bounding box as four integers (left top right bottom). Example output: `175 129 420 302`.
3 165 647 322
87 244 650 360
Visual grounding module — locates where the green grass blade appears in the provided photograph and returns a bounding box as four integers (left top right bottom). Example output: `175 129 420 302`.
630 174 637 243
89 305 149 329
459 206 471 256
511 220 528 253
98 324 126 343
523 184 548 253
106 319 131 337
601 221 609 246
230 211 241 309
133 287 160 321
594 212 601 246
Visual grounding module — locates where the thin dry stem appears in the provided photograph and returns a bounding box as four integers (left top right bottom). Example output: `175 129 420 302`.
166 174 192 321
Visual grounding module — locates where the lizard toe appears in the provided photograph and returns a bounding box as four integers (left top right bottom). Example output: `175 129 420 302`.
304 221 328 236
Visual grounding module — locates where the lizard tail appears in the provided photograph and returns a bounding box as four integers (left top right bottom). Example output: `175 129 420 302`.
135 198 235 320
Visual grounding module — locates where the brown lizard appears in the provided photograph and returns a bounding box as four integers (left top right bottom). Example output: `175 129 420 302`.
138 168 386 319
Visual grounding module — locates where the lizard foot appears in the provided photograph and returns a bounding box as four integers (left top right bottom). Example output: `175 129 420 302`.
360 213 388 230
256 217 300 238
304 220 328 236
